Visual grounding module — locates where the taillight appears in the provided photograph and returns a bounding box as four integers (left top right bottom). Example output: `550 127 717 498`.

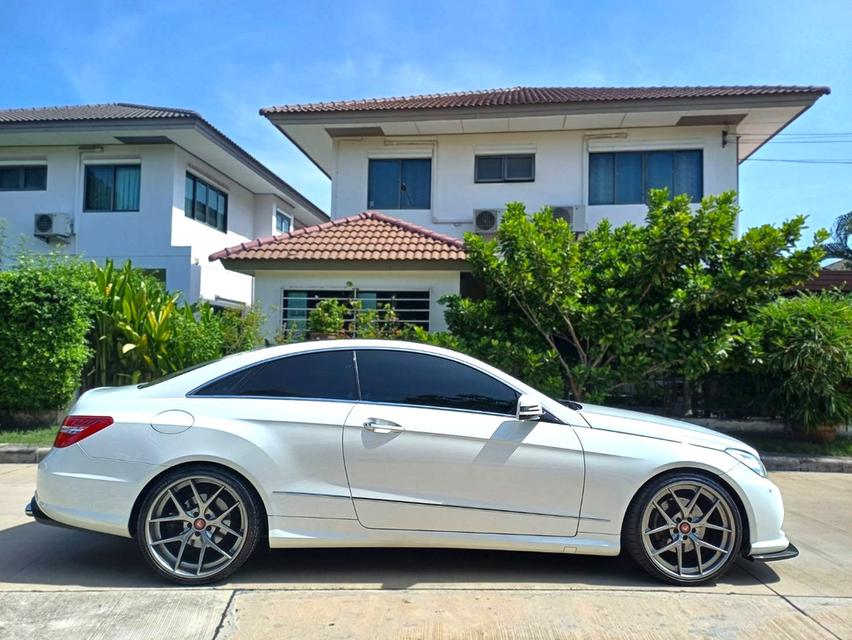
54 415 114 448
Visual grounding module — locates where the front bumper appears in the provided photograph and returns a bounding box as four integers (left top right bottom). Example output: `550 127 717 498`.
749 542 800 562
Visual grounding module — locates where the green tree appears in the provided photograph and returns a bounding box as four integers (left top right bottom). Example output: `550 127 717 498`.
461 191 826 401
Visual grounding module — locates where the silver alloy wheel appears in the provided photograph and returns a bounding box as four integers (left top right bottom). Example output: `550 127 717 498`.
640 480 737 581
144 475 248 579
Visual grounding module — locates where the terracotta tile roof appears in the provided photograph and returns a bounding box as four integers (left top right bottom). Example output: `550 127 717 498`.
0 102 198 123
262 85 830 115
210 212 467 263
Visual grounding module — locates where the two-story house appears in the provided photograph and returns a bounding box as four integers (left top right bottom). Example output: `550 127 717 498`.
211 85 829 334
0 103 327 306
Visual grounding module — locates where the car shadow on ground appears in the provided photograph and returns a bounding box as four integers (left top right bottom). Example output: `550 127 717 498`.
0 521 779 590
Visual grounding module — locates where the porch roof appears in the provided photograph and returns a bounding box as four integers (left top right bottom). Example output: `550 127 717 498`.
210 212 467 264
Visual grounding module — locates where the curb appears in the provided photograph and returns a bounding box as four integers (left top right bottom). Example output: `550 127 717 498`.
0 445 52 464
762 454 852 473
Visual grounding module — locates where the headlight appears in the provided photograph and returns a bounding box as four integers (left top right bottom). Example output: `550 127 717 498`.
726 448 767 477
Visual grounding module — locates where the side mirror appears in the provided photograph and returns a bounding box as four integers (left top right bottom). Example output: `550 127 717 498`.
516 394 544 421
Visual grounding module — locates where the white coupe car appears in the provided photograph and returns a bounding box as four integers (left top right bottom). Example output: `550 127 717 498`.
28 340 796 585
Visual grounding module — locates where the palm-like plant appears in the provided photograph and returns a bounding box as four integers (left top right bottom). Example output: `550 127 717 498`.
824 211 852 266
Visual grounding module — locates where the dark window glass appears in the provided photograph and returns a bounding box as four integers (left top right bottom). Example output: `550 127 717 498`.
368 159 431 209
23 166 47 190
0 165 47 191
275 210 292 233
0 168 20 190
645 151 674 195
588 153 614 205
356 350 518 415
615 152 643 204
185 173 227 231
84 166 115 210
84 165 139 211
589 150 703 204
674 150 703 202
114 166 140 211
195 182 208 223
505 155 534 181
400 159 431 208
475 156 503 182
184 175 194 219
475 155 534 183
195 350 358 401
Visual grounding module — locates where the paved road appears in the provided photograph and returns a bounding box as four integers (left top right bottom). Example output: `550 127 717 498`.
0 464 850 639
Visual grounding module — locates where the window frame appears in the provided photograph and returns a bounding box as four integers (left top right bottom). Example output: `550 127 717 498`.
187 348 359 402
0 165 47 191
275 208 293 233
353 348 520 417
474 154 535 183
367 157 432 210
83 163 141 212
184 172 228 232
588 149 703 205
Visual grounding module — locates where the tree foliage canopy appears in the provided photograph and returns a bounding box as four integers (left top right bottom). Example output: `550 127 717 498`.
459 190 826 401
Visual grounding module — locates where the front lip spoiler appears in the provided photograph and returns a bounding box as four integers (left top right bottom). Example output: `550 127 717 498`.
749 542 799 562
25 496 77 531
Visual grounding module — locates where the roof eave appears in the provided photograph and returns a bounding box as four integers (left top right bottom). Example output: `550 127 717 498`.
261 91 830 125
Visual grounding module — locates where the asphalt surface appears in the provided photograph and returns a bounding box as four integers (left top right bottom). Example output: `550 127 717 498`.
0 464 850 639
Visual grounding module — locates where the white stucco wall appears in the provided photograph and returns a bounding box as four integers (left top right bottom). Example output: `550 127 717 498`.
253 269 461 338
331 126 738 237
0 143 290 305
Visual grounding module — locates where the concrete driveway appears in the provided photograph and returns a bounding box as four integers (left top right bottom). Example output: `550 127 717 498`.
0 464 849 640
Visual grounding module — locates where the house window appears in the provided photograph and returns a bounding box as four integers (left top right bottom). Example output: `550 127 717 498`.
367 158 431 209
0 165 47 191
474 154 535 183
588 150 703 205
275 209 292 233
282 289 431 334
84 165 140 211
185 173 227 231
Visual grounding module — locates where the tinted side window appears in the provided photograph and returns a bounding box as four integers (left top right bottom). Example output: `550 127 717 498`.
356 350 518 415
195 350 357 401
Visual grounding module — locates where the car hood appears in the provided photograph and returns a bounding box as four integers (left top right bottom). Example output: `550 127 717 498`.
576 403 757 454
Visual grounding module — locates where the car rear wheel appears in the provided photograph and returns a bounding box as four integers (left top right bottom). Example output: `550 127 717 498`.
624 473 743 585
136 466 261 585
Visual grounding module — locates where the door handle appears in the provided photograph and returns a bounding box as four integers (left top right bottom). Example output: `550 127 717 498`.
363 418 404 434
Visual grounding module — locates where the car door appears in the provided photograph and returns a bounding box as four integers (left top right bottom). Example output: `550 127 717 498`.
189 348 359 520
343 348 585 536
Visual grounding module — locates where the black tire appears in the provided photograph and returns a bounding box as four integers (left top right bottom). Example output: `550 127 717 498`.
135 464 261 585
623 472 743 585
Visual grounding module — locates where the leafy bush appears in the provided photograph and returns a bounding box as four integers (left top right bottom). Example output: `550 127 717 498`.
307 298 347 336
460 191 826 401
86 259 264 387
753 293 852 431
412 297 565 398
0 256 95 410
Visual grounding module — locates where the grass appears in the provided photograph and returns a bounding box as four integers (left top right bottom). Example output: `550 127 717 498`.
727 432 852 457
0 425 58 447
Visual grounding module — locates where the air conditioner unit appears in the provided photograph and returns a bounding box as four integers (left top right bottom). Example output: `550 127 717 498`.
473 209 502 234
551 205 587 233
33 213 73 242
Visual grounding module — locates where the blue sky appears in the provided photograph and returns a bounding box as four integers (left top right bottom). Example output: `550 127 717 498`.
2 0 850 245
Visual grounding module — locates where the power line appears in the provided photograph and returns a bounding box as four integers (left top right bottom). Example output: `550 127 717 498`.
746 158 852 164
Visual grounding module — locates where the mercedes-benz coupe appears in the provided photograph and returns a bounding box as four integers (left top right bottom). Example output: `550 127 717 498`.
27 340 797 584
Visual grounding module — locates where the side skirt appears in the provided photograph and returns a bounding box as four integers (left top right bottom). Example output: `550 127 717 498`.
267 516 620 556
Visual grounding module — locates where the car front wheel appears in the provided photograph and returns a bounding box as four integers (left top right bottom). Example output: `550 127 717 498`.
624 473 743 585
136 465 261 585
